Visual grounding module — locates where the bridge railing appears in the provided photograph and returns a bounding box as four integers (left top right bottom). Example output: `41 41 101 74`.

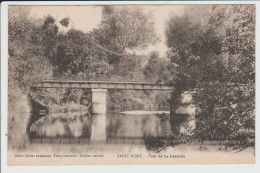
34 80 173 90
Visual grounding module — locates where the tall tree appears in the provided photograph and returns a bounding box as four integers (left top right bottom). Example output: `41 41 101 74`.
165 5 255 150
8 6 54 149
52 29 113 79
8 7 53 91
91 6 159 65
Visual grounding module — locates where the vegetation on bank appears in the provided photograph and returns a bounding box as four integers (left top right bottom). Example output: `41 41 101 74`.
164 4 255 151
144 4 255 152
8 7 53 149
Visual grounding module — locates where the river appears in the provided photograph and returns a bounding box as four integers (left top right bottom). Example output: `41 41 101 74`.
29 110 171 144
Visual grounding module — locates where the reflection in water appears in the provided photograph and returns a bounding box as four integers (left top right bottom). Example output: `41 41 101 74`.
120 110 170 115
107 111 170 138
30 111 91 139
29 110 171 143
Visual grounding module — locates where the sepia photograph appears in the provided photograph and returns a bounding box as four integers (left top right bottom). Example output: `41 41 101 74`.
3 2 256 166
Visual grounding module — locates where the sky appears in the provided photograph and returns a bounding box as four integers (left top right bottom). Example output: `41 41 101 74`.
29 5 185 57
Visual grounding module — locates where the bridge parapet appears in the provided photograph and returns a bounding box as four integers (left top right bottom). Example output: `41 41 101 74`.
35 80 173 90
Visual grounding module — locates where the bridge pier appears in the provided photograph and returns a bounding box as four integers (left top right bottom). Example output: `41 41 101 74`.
90 89 107 143
170 91 197 135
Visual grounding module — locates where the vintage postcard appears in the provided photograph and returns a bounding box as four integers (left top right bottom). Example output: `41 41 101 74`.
3 2 256 166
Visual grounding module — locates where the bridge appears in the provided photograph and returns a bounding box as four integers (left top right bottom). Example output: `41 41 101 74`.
33 80 196 143
36 80 173 90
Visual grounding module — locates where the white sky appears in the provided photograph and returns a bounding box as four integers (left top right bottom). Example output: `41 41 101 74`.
29 5 185 57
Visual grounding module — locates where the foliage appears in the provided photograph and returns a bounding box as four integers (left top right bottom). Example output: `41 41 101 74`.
143 51 171 83
91 6 159 65
38 6 159 80
165 14 224 91
51 29 113 79
8 7 53 92
110 54 146 81
144 134 184 153
107 90 154 111
144 136 169 153
8 6 53 149
165 5 255 150
32 88 92 114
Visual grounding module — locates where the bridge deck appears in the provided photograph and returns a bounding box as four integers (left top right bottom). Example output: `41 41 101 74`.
35 80 173 90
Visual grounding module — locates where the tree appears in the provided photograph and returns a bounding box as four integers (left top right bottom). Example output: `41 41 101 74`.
91 6 159 65
110 54 143 81
8 7 53 91
33 15 114 80
51 29 113 79
143 51 171 83
36 6 159 81
165 5 255 150
41 15 59 65
8 6 53 149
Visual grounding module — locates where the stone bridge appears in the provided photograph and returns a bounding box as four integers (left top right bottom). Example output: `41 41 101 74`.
34 80 196 143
